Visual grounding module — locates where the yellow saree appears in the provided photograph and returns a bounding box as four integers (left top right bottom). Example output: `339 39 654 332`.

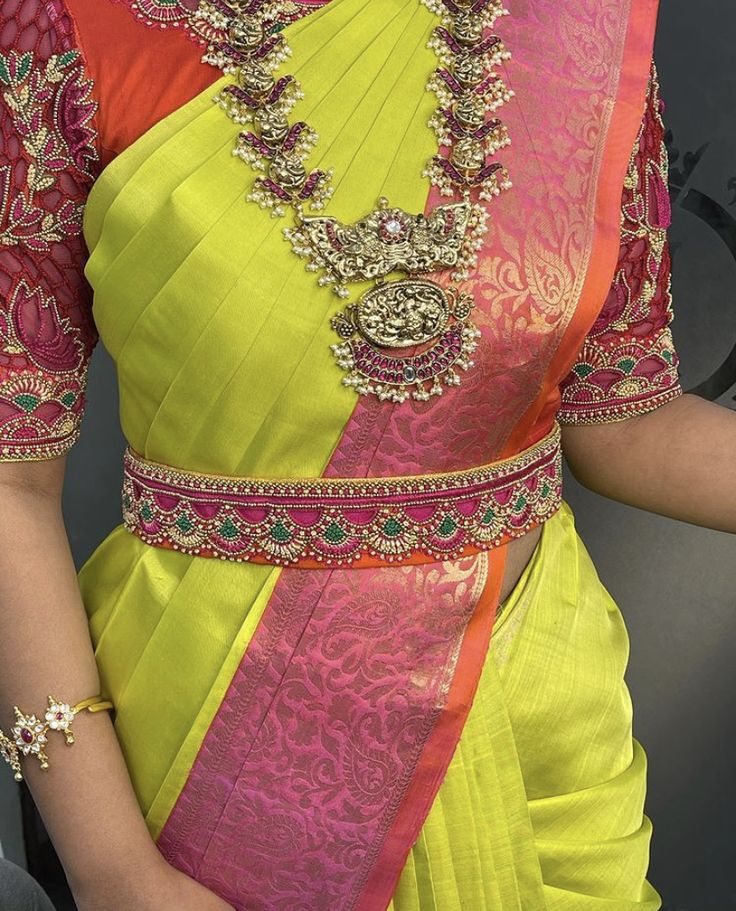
67 0 668 906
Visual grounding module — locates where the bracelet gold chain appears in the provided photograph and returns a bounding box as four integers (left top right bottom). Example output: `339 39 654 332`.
0 695 113 781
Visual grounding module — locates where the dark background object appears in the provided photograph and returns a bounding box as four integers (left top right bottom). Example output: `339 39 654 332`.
2 0 735 908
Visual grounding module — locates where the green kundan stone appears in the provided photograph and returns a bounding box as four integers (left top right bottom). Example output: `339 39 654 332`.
271 522 292 543
218 517 240 541
14 394 38 413
481 507 495 525
175 514 193 534
324 523 347 544
437 515 457 537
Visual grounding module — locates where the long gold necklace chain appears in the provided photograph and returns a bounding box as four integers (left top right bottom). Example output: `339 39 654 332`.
192 0 513 404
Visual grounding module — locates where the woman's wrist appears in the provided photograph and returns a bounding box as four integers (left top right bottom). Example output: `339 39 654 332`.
68 839 167 906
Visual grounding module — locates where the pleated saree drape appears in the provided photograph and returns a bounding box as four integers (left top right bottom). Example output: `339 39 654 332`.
77 0 663 906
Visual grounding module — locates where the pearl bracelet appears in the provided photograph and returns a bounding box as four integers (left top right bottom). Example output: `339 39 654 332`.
0 695 113 781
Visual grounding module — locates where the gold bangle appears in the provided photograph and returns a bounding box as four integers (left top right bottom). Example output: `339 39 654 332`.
0 695 113 782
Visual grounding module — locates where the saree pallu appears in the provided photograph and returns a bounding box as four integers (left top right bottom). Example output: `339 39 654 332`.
80 501 660 908
75 0 663 906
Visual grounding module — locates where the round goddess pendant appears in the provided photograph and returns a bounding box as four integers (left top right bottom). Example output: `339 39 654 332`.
330 278 480 404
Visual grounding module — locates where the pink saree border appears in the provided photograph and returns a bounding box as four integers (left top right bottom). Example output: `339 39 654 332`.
355 547 507 910
507 0 662 455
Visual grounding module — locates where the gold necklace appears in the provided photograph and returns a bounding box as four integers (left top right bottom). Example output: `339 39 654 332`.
193 0 513 403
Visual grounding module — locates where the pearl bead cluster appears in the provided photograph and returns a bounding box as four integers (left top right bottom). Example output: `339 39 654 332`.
197 0 335 217
422 0 514 280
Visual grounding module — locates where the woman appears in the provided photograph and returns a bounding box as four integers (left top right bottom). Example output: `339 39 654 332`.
0 0 734 908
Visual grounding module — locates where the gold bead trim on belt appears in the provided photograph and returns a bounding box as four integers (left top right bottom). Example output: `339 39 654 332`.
121 422 563 567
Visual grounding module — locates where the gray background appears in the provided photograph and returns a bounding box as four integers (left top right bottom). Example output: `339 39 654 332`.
2 1 736 908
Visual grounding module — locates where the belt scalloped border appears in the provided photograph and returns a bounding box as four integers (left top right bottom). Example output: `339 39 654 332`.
121 421 563 568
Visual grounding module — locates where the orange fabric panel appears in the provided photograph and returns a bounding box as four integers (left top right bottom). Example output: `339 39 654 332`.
65 0 215 166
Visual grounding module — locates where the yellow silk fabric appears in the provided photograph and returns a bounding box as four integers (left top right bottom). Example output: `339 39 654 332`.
83 0 438 476
390 500 661 909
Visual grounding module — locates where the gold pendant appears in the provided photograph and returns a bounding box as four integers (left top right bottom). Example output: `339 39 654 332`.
330 278 480 403
285 197 484 403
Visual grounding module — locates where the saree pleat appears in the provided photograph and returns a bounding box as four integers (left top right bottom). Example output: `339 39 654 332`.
385 500 660 909
84 0 439 478
79 498 661 907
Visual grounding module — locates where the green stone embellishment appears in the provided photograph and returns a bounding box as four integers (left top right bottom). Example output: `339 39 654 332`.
60 392 77 408
437 515 457 537
663 349 674 364
121 422 563 567
175 514 194 534
324 523 347 544
270 522 292 543
481 507 496 525
616 357 636 374
574 363 594 378
218 518 241 541
14 394 38 413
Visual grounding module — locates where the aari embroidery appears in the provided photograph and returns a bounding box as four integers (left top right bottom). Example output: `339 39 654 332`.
0 21 99 460
558 67 683 424
118 0 329 38
0 50 96 251
122 422 562 567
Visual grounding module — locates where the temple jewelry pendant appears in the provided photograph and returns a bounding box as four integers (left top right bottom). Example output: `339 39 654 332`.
285 196 481 402
330 278 480 403
199 0 514 404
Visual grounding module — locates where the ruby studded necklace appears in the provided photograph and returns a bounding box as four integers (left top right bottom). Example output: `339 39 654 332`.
193 0 513 403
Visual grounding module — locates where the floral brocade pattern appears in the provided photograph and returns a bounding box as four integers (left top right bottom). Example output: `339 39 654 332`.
122 423 562 567
158 553 492 910
558 67 683 424
0 0 99 461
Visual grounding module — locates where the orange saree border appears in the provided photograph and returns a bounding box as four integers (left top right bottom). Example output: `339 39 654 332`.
355 545 507 910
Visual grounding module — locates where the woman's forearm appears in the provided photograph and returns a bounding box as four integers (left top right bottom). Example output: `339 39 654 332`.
561 392 736 533
0 458 163 899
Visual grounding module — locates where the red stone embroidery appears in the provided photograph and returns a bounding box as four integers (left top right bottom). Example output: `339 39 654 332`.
0 2 99 461
558 66 683 424
122 422 562 567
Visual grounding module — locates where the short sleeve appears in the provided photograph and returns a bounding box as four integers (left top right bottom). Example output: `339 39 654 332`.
0 0 99 462
557 65 683 425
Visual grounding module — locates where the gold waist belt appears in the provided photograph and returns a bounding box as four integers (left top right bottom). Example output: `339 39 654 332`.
122 422 563 568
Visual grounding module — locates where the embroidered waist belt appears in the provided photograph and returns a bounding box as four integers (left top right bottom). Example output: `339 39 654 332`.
122 422 563 568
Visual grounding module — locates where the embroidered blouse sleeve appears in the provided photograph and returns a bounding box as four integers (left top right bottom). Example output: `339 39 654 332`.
557 66 683 425
0 0 99 462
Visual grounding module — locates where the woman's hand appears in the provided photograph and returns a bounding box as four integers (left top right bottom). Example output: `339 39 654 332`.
73 853 234 911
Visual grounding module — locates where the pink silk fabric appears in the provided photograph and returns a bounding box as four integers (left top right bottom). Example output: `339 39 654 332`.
328 0 659 477
158 552 503 911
